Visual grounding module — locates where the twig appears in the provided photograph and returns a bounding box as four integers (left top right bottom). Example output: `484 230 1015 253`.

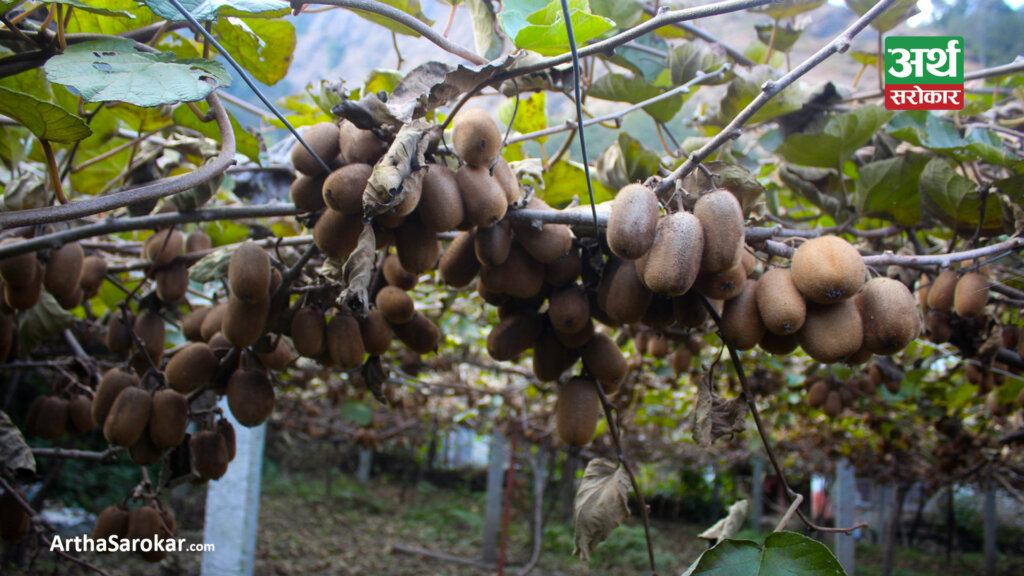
774 493 803 532
391 543 497 569
32 446 124 462
639 5 754 66
994 473 1024 506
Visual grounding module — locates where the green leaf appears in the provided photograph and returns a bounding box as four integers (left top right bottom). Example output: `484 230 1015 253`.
348 0 434 37
589 72 684 123
744 40 785 68
718 66 802 125
267 92 331 128
920 157 1003 235
48 0 133 16
750 0 824 20
498 92 547 142
589 0 642 29
143 0 289 21
214 17 295 86
17 292 76 356
189 247 234 283
595 132 661 191
888 111 1019 168
68 0 159 35
668 42 730 86
502 0 614 56
609 33 668 83
848 50 877 66
683 531 847 576
855 154 929 226
779 105 892 168
363 69 404 97
466 0 504 61
0 87 90 143
0 69 53 103
44 38 231 107
845 0 919 33
540 160 615 207
340 401 374 426
754 22 804 53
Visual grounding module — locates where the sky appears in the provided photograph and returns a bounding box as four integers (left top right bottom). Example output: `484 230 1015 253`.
826 0 1024 27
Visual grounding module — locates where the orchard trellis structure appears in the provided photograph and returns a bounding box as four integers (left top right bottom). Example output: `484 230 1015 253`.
0 0 1023 575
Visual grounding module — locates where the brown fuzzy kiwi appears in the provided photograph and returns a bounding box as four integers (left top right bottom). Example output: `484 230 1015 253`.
607 184 659 260
165 342 217 394
391 312 441 353
200 302 227 342
452 108 501 168
360 309 393 356
419 164 465 232
127 506 169 561
216 419 237 461
322 163 373 214
390 173 423 218
545 247 582 287
229 242 271 302
486 312 543 361
844 345 874 366
511 198 574 264
326 314 365 368
30 396 68 440
106 308 135 354
638 212 704 296
791 235 865 304
44 242 83 298
144 229 184 267
67 394 96 435
3 261 42 309
227 369 275 427
79 255 107 297
926 309 952 343
456 165 507 228
133 311 166 366
149 389 188 448
741 250 757 275
290 173 328 212
694 260 746 301
382 253 418 289
339 122 387 165
953 272 988 318
694 190 745 272
191 429 229 480
313 208 363 260
582 332 627 385
756 268 806 335
182 307 210 342
256 337 292 371
394 216 441 274
291 307 326 357
796 300 864 363
439 230 480 288
129 425 164 465
554 316 594 349
823 390 843 418
477 277 508 306
642 295 675 329
672 348 693 377
807 379 830 408
376 286 416 324
480 244 545 299
185 229 212 253
597 258 652 325
54 286 83 310
759 331 799 355
672 291 708 328
93 505 129 541
855 277 918 355
646 333 670 358
719 279 764 351
93 368 138 426
290 122 340 176
556 378 600 447
154 261 188 303
548 284 590 335
221 295 268 348
475 220 512 266
103 387 152 446
492 157 522 204
533 328 577 382
0 238 38 287
0 488 31 542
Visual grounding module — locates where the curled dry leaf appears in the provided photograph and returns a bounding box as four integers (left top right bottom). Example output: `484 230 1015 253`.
362 119 432 221
698 499 749 544
694 372 748 447
572 457 631 561
0 410 36 480
336 226 377 320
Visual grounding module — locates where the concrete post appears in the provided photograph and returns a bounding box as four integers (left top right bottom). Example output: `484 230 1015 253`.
356 448 373 484
481 429 507 563
750 457 764 532
983 489 996 576
833 459 856 575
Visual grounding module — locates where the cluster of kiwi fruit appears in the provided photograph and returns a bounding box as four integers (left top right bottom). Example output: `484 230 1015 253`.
143 227 212 304
92 501 177 562
917 265 991 344
24 380 95 440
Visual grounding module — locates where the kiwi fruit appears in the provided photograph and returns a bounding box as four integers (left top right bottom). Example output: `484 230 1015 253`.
638 212 704 296
192 429 230 480
545 247 582 287
855 277 918 355
597 258 652 325
759 331 799 355
791 235 864 304
290 173 328 212
54 286 83 310
127 506 170 562
390 173 423 218
200 302 227 342
227 369 275 427
66 394 96 435
0 238 38 287
106 308 135 354
147 389 188 448
475 220 512 266
844 344 873 366
456 165 507 227
358 309 393 356
486 312 543 361
313 208 363 261
646 332 669 358
129 425 164 465
418 164 465 232
694 260 746 301
756 268 806 335
715 279 763 350
291 122 340 176
556 378 600 447
3 261 42 309
954 272 988 318
182 307 210 342
492 157 522 204
391 312 441 353
154 261 188 303
797 299 864 363
672 348 692 377
807 379 829 408
222 295 268 348
326 314 365 368
452 108 502 168
30 396 68 440
480 244 544 299
291 307 326 357
823 390 843 418
582 332 627 385
93 505 130 541
0 489 31 542
439 230 480 288
165 342 216 394
256 337 292 371
93 368 138 426
694 190 745 272
548 284 590 335
672 291 708 328
133 311 166 366
926 269 958 310
926 309 952 343
477 277 507 306
322 163 373 214
229 242 271 302
382 253 418 289
185 229 212 253
394 216 441 274
216 418 237 461
554 316 594 349
376 286 416 324
511 198 574 264
533 328 577 382
44 241 83 298
642 294 675 329
79 255 108 297
144 229 184 267
103 386 152 446
339 122 387 165
606 184 659 260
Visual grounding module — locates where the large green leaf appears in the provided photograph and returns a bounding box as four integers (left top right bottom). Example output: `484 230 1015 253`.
466 0 504 61
855 154 929 226
589 72 684 123
717 66 802 126
920 157 1003 235
44 38 231 107
683 531 847 576
779 105 892 168
363 69 404 97
888 111 1019 169
68 0 159 35
540 159 615 207
754 22 804 53
143 0 288 21
845 0 919 33
214 17 295 86
348 0 434 37
669 42 730 86
17 293 76 356
173 101 260 162
609 33 667 83
750 0 824 20
498 92 547 142
595 132 661 191
589 0 642 29
0 87 90 143
501 0 614 56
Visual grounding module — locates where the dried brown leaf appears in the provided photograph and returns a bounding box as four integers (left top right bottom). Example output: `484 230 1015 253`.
572 457 631 561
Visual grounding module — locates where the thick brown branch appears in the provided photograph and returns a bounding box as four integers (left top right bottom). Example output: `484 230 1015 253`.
32 446 124 462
